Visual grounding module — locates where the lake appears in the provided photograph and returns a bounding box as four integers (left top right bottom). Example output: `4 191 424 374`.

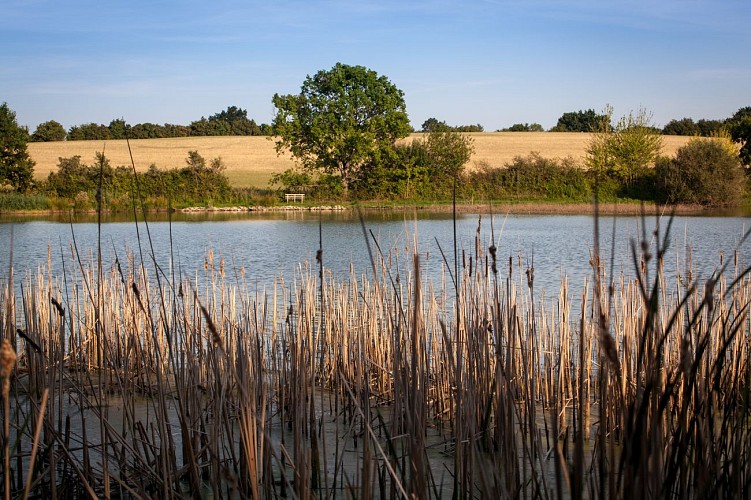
1 210 749 299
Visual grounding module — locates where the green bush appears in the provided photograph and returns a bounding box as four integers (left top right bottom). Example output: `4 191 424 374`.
465 154 591 201
655 138 746 206
41 151 233 210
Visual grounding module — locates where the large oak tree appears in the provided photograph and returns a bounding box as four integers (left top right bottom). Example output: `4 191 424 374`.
272 63 411 197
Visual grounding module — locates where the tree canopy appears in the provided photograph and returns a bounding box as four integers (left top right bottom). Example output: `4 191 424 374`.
587 107 663 188
662 118 700 136
728 106 751 165
31 120 67 142
190 106 263 136
0 102 35 192
551 109 610 132
420 118 483 133
272 63 411 196
502 123 544 132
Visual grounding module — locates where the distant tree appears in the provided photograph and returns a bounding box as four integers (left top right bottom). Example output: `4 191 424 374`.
696 119 724 137
189 106 262 136
67 123 110 141
259 123 274 135
108 119 130 140
453 124 484 132
421 118 449 133
551 109 609 132
420 119 482 133
129 122 165 139
0 102 35 192
31 120 67 142
163 123 190 138
662 118 699 136
272 63 411 197
189 117 224 136
503 123 544 132
655 137 746 206
587 106 663 187
728 106 751 165
210 106 248 122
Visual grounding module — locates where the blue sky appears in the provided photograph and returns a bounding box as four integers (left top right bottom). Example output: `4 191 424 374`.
2 0 749 132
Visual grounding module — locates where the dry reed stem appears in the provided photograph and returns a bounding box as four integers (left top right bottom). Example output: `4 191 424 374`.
0 219 748 497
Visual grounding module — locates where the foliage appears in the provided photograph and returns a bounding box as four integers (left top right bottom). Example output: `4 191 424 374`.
42 150 233 209
662 118 699 136
420 118 483 133
728 106 751 165
269 167 313 192
67 122 111 141
550 109 609 132
0 192 50 211
129 122 190 139
696 118 724 137
190 106 263 136
0 102 35 192
31 120 67 142
465 154 591 200
662 117 725 137
272 63 411 197
420 117 449 133
586 107 663 189
354 129 473 200
452 123 484 132
502 123 544 132
422 129 474 180
108 119 129 139
655 137 746 206
62 106 270 141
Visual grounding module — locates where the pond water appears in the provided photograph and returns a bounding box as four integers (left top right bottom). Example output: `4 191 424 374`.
0 210 749 298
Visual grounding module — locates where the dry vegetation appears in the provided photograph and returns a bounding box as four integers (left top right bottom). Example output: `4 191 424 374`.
28 133 693 189
1 213 749 498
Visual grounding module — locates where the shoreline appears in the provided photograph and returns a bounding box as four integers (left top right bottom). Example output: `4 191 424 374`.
0 201 742 217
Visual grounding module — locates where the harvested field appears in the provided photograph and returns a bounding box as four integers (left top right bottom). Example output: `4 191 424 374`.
27 133 693 188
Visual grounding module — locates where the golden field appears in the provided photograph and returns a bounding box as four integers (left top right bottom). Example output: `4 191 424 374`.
27 132 693 188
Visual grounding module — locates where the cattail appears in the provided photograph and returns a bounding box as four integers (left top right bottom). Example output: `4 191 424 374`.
0 339 16 398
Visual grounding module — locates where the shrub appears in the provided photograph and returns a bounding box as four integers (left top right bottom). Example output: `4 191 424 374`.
655 137 746 207
586 107 663 189
464 154 590 201
42 151 234 209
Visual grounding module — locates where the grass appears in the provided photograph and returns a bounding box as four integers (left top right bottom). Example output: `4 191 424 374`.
28 133 693 189
0 192 51 211
0 203 749 498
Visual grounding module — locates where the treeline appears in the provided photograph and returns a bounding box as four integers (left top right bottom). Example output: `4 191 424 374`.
30 106 272 142
29 106 750 143
419 118 484 133
500 108 746 139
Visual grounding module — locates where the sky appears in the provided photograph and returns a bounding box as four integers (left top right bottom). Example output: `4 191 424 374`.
2 0 749 132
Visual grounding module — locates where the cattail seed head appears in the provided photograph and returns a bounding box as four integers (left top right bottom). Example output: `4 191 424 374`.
1 339 17 396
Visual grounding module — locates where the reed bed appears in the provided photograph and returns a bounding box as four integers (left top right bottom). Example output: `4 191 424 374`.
0 214 749 499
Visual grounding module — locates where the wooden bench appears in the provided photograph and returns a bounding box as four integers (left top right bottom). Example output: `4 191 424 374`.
284 193 305 203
